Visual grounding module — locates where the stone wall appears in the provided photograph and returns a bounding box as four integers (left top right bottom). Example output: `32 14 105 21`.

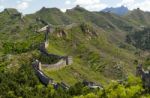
38 41 73 70
42 56 73 70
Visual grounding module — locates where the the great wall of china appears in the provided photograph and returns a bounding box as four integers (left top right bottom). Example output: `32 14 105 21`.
31 18 103 90
32 40 73 89
31 18 150 90
32 18 73 89
38 41 73 70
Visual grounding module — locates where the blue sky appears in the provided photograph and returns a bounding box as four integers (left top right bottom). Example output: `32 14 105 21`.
0 0 150 14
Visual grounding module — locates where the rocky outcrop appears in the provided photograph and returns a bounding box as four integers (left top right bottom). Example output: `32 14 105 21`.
56 30 67 38
136 64 150 89
82 80 103 89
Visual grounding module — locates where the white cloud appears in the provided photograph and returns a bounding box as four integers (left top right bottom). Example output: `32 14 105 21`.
61 0 107 12
0 0 4 12
15 0 33 10
117 0 150 11
65 0 71 5
121 0 134 5
74 0 107 11
0 5 4 11
16 0 32 3
130 0 150 11
117 0 135 7
16 2 29 10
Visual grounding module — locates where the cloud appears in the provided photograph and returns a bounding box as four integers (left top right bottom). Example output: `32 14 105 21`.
0 0 4 12
121 0 134 5
130 0 150 11
0 0 4 11
65 0 71 5
16 0 32 3
0 5 4 11
16 0 33 10
61 0 107 12
16 2 29 10
63 0 150 12
117 0 150 11
74 0 107 11
117 0 135 7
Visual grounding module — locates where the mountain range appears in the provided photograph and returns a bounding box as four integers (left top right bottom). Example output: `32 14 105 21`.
101 6 129 15
0 5 150 97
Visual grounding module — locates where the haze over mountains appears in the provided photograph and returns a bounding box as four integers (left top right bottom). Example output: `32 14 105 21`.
101 6 129 15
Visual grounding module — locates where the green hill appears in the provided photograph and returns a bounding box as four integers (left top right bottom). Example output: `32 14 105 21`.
0 7 149 97
0 6 143 84
125 8 150 26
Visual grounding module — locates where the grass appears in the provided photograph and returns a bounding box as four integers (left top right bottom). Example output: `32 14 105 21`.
43 57 107 85
39 24 138 86
0 7 146 87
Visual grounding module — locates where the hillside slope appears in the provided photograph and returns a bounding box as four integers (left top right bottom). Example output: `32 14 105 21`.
0 7 148 87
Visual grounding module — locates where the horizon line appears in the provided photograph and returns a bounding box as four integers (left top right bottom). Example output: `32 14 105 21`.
0 5 146 15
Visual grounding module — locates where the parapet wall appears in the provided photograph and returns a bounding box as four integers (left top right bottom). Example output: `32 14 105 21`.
38 41 73 70
42 56 73 70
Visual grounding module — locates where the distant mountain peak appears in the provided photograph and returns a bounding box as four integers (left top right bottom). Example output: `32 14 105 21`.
38 7 61 12
101 6 129 16
66 5 88 12
2 8 19 15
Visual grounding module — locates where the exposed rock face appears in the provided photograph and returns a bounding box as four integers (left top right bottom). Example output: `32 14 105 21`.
82 80 103 89
57 30 67 38
136 64 150 89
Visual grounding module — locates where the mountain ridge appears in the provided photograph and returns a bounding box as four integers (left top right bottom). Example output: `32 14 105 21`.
101 6 129 16
0 6 149 97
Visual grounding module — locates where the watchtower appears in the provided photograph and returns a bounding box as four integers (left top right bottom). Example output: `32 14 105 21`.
66 56 73 65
